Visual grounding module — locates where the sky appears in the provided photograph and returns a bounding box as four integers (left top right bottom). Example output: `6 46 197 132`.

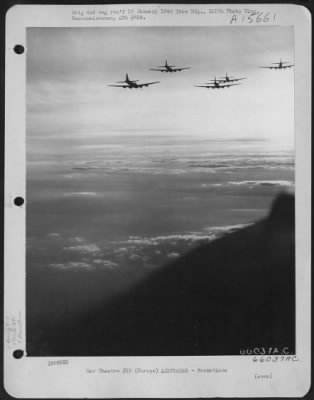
26 26 294 154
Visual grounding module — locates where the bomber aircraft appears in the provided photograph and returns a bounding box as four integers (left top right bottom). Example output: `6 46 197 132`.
259 59 294 70
150 60 191 73
195 76 241 89
108 73 160 89
218 73 246 83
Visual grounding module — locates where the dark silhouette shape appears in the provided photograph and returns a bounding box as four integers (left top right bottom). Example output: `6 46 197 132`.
28 192 295 356
195 76 241 89
217 72 247 83
259 59 294 69
150 60 191 73
108 73 159 89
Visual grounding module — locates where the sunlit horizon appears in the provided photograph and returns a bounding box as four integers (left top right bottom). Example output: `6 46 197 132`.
27 26 294 155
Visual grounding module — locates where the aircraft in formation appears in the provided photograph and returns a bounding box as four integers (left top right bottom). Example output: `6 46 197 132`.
108 59 293 89
195 76 241 90
150 60 191 73
107 73 160 89
259 59 294 70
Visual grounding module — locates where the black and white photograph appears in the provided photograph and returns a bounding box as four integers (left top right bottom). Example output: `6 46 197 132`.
4 4 311 398
26 24 296 357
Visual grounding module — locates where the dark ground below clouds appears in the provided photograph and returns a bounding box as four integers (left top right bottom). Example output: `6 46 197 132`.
27 192 295 356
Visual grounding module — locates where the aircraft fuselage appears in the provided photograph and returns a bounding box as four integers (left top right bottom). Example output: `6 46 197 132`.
124 78 140 88
128 81 138 88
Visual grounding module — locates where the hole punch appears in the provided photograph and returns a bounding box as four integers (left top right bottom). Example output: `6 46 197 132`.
14 197 24 206
13 349 24 359
14 45 24 54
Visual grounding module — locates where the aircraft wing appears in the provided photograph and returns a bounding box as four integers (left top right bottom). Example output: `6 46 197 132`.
259 66 278 69
172 67 191 71
195 83 241 89
137 81 160 87
283 65 294 68
216 78 245 82
229 78 246 82
149 68 166 71
220 83 241 87
195 85 218 89
108 84 130 88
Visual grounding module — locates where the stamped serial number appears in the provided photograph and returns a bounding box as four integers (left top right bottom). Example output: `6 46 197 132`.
252 356 299 363
240 347 292 355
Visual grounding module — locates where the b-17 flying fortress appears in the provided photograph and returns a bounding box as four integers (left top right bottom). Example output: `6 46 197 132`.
195 76 241 90
108 59 293 90
150 59 191 73
108 73 160 89
259 59 294 69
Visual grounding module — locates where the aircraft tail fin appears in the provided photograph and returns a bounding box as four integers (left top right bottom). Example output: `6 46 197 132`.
116 73 129 83
160 60 175 68
157 60 168 67
125 73 139 82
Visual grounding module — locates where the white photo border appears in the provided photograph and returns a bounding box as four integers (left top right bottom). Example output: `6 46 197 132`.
4 4 311 398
